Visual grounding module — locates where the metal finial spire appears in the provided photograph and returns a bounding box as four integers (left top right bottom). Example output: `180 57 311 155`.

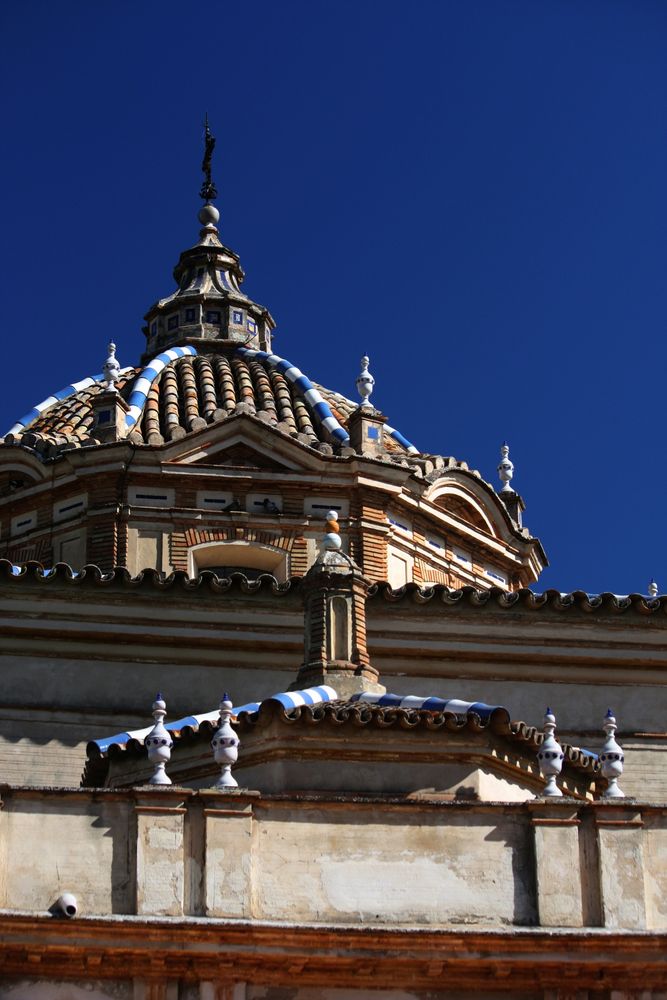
199 114 218 203
497 441 514 494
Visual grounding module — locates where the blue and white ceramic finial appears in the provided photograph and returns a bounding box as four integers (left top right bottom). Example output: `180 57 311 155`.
536 707 564 797
145 692 173 786
211 693 239 789
497 441 514 494
600 709 625 799
648 579 659 598
102 342 121 391
356 355 375 409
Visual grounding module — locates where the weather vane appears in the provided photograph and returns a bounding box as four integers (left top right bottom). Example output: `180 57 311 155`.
199 113 218 203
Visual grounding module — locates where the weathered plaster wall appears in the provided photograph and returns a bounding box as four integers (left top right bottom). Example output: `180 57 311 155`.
0 787 664 933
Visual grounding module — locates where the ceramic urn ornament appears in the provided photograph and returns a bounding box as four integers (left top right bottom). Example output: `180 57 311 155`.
600 709 625 799
145 692 173 786
536 708 564 797
211 693 239 789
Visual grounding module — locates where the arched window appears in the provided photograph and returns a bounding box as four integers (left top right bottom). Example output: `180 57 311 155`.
189 541 289 582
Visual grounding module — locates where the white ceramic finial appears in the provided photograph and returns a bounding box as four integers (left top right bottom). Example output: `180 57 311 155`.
145 692 173 785
322 509 342 552
648 579 659 598
103 342 121 391
356 355 375 409
211 693 239 788
536 707 564 797
600 708 625 799
498 441 514 494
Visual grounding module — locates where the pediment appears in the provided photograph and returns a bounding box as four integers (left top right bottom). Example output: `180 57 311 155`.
159 413 328 472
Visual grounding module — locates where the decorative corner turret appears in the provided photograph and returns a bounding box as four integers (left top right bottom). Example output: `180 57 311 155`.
141 117 275 363
292 510 384 698
348 357 387 456
496 442 525 527
91 342 129 443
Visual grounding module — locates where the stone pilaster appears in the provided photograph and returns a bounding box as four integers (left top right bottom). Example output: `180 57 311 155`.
529 802 584 927
134 789 189 916
200 791 258 918
594 803 646 928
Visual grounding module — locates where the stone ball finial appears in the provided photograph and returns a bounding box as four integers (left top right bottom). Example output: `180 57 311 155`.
145 691 173 786
600 708 625 799
103 341 121 391
536 706 564 798
497 441 514 494
356 355 375 409
322 509 342 551
211 692 239 789
198 203 220 228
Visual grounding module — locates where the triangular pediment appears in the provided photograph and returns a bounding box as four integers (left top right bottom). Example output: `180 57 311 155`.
159 412 329 472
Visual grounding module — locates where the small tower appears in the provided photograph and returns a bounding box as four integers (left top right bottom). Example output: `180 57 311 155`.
141 117 275 362
293 510 384 698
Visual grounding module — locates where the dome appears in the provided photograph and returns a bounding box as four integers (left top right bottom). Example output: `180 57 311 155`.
4 345 417 458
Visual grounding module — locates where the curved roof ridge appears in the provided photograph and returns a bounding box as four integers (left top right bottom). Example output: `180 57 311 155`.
238 346 420 455
236 346 349 445
125 345 197 430
4 367 135 439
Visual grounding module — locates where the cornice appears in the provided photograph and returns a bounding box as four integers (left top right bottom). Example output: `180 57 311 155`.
0 914 663 988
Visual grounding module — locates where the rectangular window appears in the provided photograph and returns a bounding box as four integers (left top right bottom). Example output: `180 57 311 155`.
387 513 412 535
232 310 243 324
167 314 179 330
485 565 508 586
247 493 283 514
196 490 234 510
206 310 221 324
128 487 175 508
11 510 36 536
304 498 350 519
185 308 196 322
53 493 87 524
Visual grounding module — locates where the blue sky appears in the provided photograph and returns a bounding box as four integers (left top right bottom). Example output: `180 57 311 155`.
1 1 665 594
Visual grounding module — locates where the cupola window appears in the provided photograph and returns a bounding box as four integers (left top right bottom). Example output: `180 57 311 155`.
206 310 221 324
185 308 196 322
167 314 179 331
232 310 243 324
